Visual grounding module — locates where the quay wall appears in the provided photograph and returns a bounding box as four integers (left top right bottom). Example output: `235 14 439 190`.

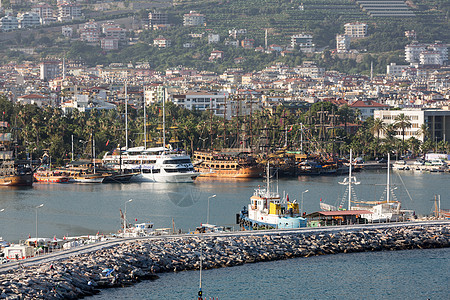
0 222 449 299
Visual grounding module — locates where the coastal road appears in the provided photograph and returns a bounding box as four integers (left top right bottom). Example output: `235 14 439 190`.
1 220 448 273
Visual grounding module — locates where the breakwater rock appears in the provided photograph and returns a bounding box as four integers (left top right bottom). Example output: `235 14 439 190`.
1 224 449 299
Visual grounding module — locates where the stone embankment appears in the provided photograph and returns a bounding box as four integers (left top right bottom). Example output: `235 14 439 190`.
1 224 449 299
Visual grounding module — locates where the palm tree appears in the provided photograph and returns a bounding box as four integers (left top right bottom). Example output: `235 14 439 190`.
370 118 385 157
415 123 430 142
394 113 412 142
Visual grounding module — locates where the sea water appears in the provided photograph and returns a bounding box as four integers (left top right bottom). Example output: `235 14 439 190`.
0 170 448 242
92 248 449 299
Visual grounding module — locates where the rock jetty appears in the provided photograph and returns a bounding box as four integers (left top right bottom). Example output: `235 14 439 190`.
1 224 449 299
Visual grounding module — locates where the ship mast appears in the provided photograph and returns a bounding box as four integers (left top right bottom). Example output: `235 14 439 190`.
125 81 128 150
348 149 352 210
387 152 390 203
162 87 166 154
143 86 147 149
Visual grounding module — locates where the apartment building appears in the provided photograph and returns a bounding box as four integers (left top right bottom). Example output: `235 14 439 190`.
80 21 100 43
290 33 315 52
58 2 82 22
183 11 205 26
0 15 19 31
344 22 367 38
336 34 351 53
18 12 40 28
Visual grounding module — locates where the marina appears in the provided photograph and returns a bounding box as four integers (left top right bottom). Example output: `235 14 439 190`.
0 168 449 299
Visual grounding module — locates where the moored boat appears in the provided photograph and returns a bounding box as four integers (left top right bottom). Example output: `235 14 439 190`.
0 160 33 186
236 163 307 230
193 150 263 178
102 146 199 183
33 169 69 183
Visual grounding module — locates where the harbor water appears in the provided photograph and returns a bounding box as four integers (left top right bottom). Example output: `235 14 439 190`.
0 170 449 242
0 170 449 299
92 248 450 299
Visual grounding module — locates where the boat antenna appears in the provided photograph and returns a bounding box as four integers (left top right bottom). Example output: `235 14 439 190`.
143 86 147 149
348 149 352 210
125 81 128 150
387 152 390 203
163 87 166 154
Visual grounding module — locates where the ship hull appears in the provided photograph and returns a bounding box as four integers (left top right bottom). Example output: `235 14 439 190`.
0 174 33 186
196 166 263 178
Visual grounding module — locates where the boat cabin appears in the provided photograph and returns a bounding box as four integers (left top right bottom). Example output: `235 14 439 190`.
305 210 373 227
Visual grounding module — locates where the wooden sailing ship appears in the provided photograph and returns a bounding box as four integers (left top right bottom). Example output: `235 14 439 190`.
193 149 263 178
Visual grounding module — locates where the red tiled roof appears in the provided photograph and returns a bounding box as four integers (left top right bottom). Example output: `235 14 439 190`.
349 100 389 108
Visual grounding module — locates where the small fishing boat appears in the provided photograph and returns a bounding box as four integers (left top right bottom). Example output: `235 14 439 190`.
236 162 307 230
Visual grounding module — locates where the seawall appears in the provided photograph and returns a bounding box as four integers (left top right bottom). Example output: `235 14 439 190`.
0 222 449 299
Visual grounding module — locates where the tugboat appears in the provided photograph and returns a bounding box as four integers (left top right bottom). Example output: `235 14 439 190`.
236 162 307 230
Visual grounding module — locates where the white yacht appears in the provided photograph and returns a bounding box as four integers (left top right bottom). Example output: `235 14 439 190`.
102 146 199 183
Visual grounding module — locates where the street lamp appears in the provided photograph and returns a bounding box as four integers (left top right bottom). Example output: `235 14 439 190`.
35 203 44 248
207 195 216 224
124 199 133 232
301 190 309 215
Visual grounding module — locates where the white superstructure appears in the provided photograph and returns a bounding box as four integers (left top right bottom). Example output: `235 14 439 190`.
102 146 199 183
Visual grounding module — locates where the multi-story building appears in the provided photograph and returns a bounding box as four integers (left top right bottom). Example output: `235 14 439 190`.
349 100 390 121
428 42 448 64
80 21 100 43
209 50 224 60
58 2 82 22
420 51 444 65
18 12 40 28
101 38 119 51
153 36 171 48
344 22 367 38
386 63 410 77
406 42 448 65
40 61 60 81
148 11 168 27
291 33 315 52
336 34 351 53
208 33 220 44
32 3 54 24
103 26 126 41
241 38 254 49
0 15 19 31
405 43 427 63
62 25 73 37
374 109 450 142
183 11 205 26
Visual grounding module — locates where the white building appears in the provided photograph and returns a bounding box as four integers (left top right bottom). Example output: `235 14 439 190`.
80 21 99 43
386 63 410 77
40 61 60 81
336 34 351 53
32 3 54 24
420 51 444 65
374 109 450 142
58 2 82 22
0 15 19 31
344 22 367 38
101 38 119 51
18 12 40 28
208 33 220 44
183 11 205 26
153 36 171 48
290 33 315 52
62 25 73 37
404 42 448 65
